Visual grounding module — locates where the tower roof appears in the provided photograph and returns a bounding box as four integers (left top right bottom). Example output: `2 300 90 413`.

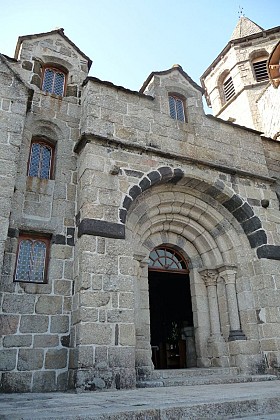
230 16 263 40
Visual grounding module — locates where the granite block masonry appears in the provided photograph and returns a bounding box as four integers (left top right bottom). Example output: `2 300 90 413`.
0 22 280 393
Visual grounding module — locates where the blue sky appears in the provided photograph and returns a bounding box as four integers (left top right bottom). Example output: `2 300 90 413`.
1 0 279 93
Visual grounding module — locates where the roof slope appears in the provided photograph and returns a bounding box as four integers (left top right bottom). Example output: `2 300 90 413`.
230 16 263 40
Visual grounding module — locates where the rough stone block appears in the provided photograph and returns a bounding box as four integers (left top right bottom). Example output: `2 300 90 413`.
2 294 35 314
118 257 138 276
247 229 267 248
20 315 49 333
257 245 280 260
78 218 125 239
63 296 72 313
0 349 17 371
0 314 19 335
36 296 63 315
95 346 109 367
116 367 136 389
50 315 70 333
80 291 111 308
223 194 243 212
54 279 72 296
77 323 113 345
119 323 136 346
118 292 134 309
33 334 59 348
242 216 262 234
232 202 254 223
77 345 94 368
19 282 52 295
33 371 57 392
3 334 32 348
108 347 135 368
45 348 68 369
18 349 44 370
57 371 69 391
107 309 134 323
50 244 73 260
1 371 32 392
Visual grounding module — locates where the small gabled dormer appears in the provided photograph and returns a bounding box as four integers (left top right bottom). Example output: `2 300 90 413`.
140 64 204 123
14 28 92 99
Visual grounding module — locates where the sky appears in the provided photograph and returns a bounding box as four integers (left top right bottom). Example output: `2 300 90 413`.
1 0 279 98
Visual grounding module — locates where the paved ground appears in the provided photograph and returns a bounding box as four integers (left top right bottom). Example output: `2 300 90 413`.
1 380 280 419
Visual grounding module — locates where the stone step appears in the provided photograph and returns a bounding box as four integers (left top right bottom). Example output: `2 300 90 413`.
150 367 239 379
1 381 280 419
137 368 278 388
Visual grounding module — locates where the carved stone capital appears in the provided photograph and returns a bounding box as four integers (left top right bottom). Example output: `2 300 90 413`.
218 265 237 284
199 268 218 287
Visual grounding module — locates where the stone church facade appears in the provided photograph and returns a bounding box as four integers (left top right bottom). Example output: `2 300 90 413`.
0 18 279 393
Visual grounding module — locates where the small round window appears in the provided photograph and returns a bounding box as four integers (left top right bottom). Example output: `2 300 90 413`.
148 247 189 273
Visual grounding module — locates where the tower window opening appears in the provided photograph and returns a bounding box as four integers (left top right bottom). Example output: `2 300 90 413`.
223 76 235 102
253 60 269 82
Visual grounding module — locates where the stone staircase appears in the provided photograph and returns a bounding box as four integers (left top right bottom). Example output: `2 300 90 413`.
137 367 278 388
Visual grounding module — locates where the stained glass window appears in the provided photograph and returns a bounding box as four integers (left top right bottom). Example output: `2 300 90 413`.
148 247 189 272
42 67 66 96
28 141 53 179
14 236 49 283
168 95 186 122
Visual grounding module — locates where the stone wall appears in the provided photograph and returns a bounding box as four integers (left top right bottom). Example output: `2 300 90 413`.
72 67 280 388
1 29 280 393
0 56 31 281
0 31 89 392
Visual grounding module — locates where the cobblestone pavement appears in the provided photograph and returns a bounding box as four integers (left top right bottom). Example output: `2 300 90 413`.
0 380 280 419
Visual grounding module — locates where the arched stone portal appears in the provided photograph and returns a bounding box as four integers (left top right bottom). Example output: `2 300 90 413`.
126 179 252 380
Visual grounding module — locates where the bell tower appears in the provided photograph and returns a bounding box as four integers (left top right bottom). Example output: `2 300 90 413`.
201 17 280 136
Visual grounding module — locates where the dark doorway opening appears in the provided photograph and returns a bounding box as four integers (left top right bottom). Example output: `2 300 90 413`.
148 270 194 369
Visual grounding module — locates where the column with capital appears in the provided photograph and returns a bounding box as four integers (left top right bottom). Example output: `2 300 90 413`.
199 269 223 339
134 254 154 379
199 268 228 366
218 266 246 341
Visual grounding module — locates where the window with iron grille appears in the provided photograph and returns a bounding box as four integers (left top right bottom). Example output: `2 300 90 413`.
168 95 186 122
223 76 235 102
14 235 50 283
28 140 54 180
253 60 269 82
42 67 66 96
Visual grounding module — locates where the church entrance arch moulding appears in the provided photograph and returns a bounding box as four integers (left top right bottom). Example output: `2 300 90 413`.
125 171 252 378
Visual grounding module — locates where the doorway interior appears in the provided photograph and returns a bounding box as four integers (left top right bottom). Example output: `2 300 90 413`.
148 247 194 369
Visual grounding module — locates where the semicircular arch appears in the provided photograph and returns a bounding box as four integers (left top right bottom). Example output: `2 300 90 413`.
121 167 267 253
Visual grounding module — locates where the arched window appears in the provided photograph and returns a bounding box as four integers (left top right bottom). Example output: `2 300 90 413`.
14 235 50 283
42 66 66 96
28 139 54 179
149 247 189 273
252 56 269 82
168 95 186 122
222 75 235 102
